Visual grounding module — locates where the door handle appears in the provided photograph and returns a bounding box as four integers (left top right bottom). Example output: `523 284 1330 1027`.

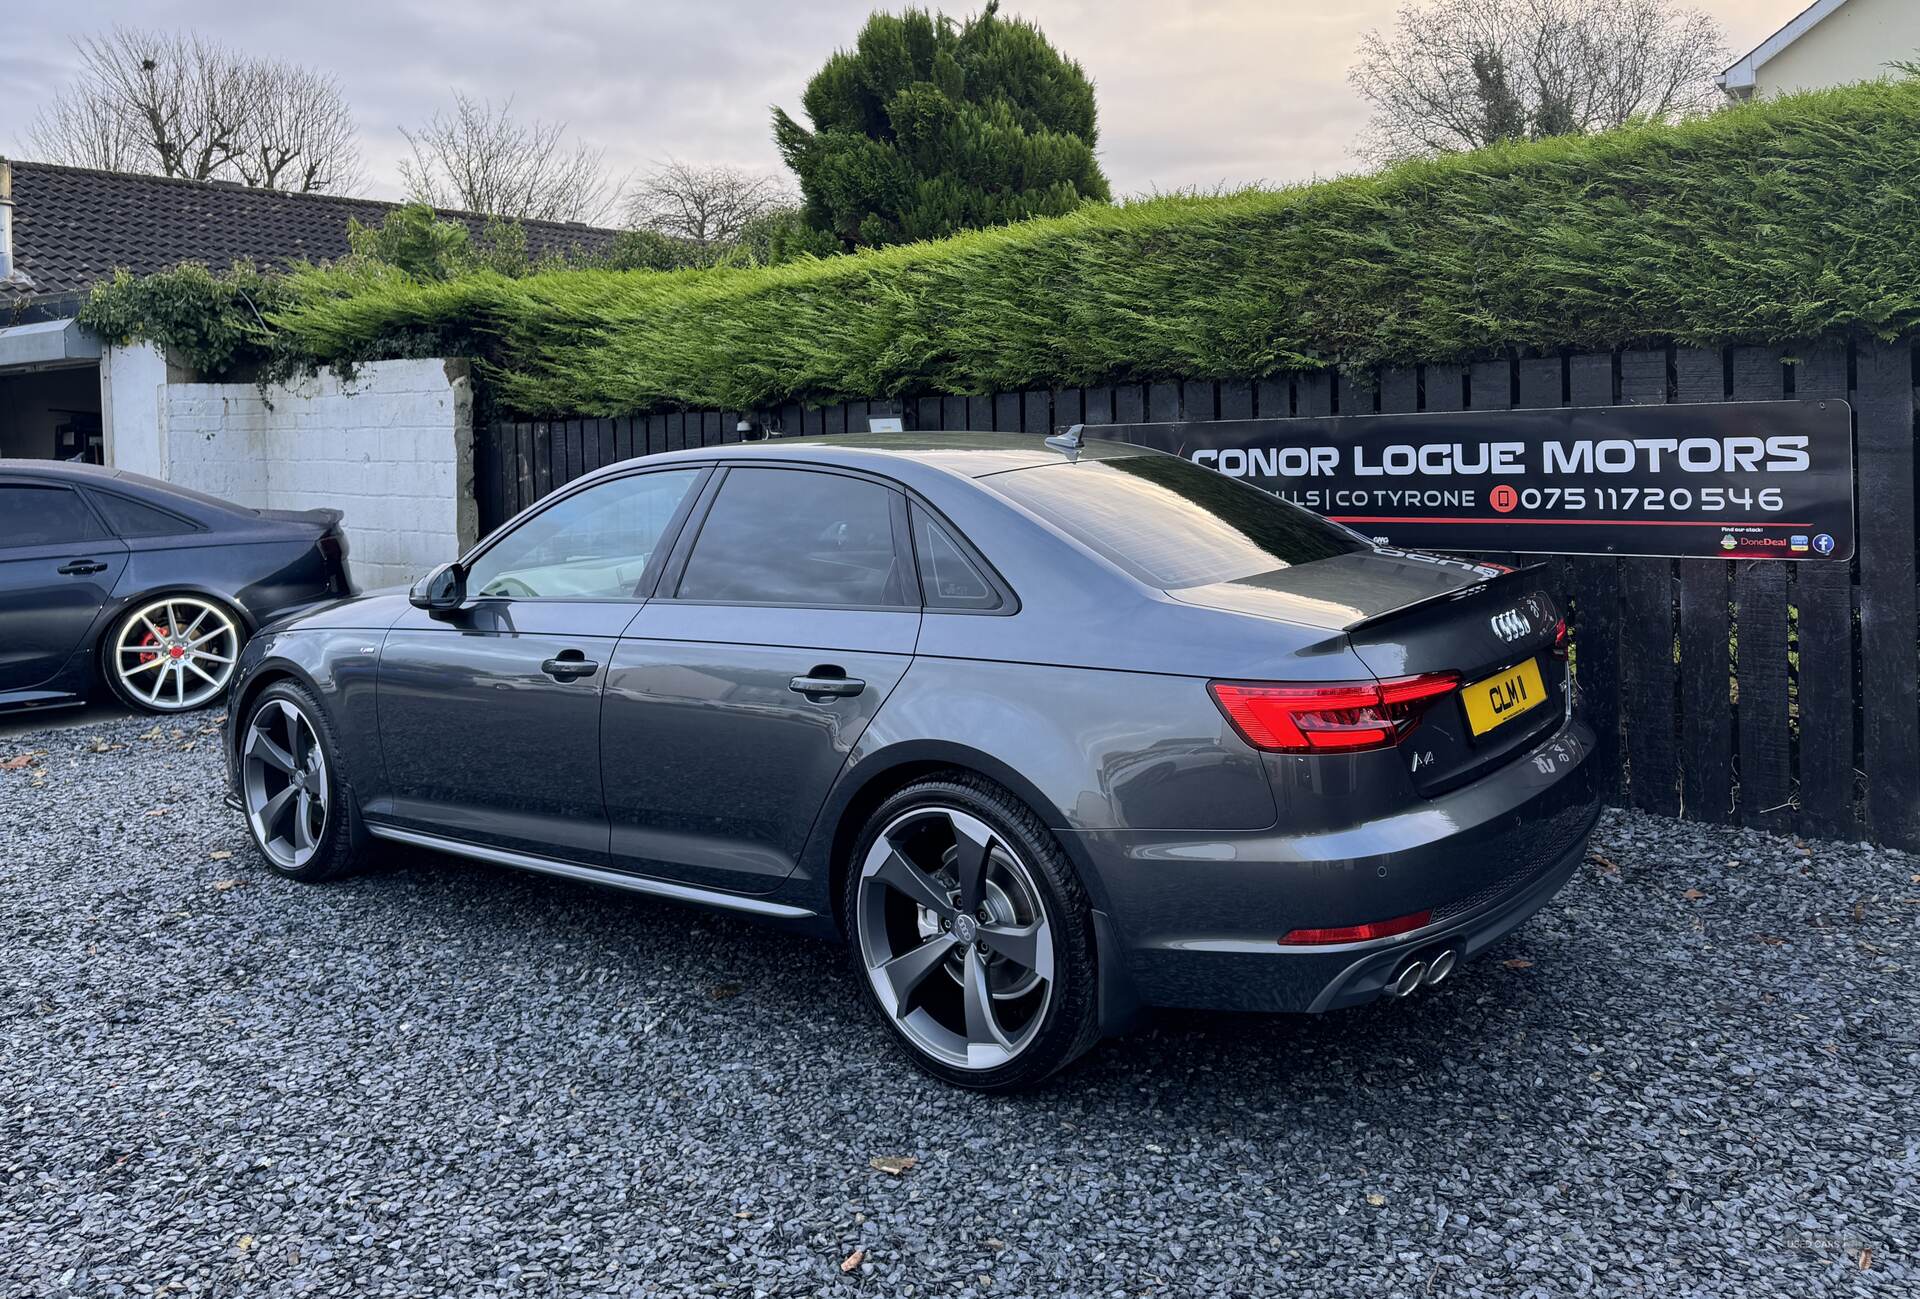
57 559 109 576
789 671 865 699
541 653 600 681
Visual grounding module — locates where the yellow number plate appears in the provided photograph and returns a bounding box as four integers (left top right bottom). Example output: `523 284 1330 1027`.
1462 658 1548 737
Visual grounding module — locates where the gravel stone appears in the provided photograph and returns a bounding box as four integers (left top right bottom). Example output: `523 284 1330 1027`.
2 711 1915 1297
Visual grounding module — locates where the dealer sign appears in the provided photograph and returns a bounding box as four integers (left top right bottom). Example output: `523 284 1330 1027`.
1093 399 1854 561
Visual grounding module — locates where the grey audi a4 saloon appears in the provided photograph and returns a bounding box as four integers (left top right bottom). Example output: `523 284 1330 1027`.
225 432 1599 1090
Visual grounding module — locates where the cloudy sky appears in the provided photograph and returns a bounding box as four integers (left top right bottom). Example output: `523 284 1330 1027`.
2 0 1809 212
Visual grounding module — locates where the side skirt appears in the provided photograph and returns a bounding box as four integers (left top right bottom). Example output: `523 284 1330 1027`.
0 689 88 714
364 823 818 921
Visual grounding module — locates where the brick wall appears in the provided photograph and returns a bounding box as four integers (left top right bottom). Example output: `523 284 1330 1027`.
157 359 475 588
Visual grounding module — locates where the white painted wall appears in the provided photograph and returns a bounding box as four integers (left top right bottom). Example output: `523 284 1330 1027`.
155 359 475 588
1753 0 1920 98
99 339 172 477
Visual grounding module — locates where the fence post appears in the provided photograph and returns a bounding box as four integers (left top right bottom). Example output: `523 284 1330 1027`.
1565 354 1621 801
1673 347 1734 825
1855 341 1920 849
1789 345 1858 840
1729 347 1793 831
1615 350 1679 817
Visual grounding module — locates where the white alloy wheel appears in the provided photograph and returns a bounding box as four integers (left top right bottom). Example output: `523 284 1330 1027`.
110 596 241 713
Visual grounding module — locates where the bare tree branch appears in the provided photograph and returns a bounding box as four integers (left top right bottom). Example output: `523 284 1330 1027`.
26 26 362 194
624 161 792 247
231 62 364 195
26 91 143 174
399 93 619 224
1350 0 1729 164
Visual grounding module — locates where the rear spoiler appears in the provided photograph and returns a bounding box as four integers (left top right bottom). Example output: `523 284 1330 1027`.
257 506 345 532
1344 561 1549 633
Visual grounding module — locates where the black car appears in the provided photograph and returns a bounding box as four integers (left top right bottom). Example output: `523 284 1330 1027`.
224 433 1598 1090
0 460 352 716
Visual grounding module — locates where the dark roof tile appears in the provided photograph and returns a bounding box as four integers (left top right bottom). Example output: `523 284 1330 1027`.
3 161 624 297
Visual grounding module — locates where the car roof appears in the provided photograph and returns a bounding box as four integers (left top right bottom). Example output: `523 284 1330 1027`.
0 458 251 517
585 430 1160 483
0 457 120 480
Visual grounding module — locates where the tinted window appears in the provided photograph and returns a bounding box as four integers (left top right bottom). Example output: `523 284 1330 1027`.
467 469 702 599
0 485 104 547
90 491 195 538
912 507 1000 611
677 469 906 607
988 455 1365 589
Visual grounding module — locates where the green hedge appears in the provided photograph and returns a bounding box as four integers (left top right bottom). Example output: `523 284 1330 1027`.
120 79 1920 415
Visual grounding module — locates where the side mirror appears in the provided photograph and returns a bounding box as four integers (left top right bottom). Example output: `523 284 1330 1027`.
409 561 466 616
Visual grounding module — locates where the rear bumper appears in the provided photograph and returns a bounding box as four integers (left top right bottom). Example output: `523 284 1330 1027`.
1074 718 1599 1014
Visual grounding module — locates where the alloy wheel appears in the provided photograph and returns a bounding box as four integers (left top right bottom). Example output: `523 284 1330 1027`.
243 698 330 870
855 806 1055 1071
112 596 240 712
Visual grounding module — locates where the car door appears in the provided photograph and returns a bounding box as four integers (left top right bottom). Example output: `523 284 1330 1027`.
603 465 920 893
375 466 709 863
0 481 129 696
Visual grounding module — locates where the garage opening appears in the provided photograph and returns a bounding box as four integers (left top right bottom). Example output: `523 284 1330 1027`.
0 361 103 462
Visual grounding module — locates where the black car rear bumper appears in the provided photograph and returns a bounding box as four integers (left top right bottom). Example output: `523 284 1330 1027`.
1075 718 1600 1015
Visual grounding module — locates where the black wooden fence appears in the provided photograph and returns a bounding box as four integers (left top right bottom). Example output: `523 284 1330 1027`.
477 340 1920 852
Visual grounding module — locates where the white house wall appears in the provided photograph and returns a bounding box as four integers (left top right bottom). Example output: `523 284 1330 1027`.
154 358 476 588
1754 0 1920 97
100 339 172 477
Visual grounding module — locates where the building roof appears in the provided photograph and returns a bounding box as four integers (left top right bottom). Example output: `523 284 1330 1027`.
1719 0 1850 98
1 160 626 298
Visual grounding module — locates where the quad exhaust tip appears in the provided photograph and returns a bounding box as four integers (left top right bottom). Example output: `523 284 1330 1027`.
1389 948 1457 997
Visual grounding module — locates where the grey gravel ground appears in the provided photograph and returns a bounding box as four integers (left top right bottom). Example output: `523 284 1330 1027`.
2 712 1915 1299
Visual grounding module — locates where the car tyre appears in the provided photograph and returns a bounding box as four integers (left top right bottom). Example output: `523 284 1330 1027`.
237 680 369 883
845 773 1101 1092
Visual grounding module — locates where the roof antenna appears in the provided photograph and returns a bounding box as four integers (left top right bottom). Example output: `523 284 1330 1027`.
1044 423 1084 459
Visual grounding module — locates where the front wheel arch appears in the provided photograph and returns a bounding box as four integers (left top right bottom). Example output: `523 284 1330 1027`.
225 660 332 766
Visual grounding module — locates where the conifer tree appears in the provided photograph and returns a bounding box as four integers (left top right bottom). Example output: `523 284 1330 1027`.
773 3 1109 250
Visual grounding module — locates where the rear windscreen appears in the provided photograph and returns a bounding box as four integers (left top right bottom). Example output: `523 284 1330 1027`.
988 454 1365 590
106 468 244 515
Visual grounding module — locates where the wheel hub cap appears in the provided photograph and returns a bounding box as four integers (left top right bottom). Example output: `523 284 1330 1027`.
952 913 978 944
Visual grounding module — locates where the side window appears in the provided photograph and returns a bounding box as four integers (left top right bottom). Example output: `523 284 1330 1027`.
0 485 104 547
676 468 907 607
89 491 196 538
911 507 1001 611
465 468 703 599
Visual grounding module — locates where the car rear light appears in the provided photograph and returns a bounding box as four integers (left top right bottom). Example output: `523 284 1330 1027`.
1208 672 1460 753
1279 909 1433 945
1551 615 1569 659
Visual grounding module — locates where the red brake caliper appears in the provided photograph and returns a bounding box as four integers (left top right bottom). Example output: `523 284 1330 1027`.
137 623 182 666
